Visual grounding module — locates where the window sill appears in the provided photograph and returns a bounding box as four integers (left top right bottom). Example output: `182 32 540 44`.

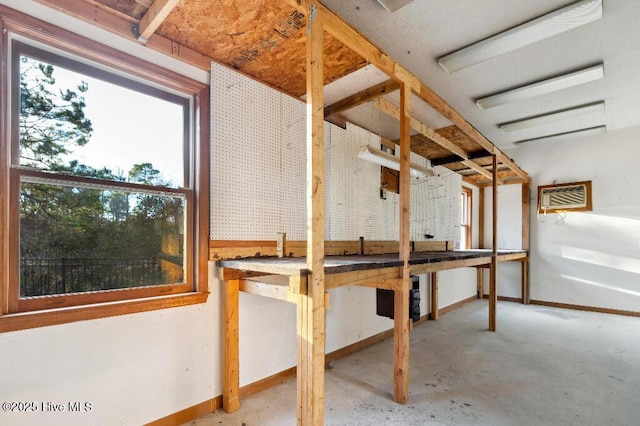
0 292 208 333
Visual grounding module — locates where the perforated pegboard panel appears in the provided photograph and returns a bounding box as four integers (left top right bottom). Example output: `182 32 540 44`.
211 63 460 243
211 63 306 240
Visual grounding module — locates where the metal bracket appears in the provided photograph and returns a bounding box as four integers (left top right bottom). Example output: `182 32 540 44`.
132 24 148 44
307 4 317 36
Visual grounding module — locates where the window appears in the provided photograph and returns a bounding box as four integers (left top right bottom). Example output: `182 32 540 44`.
1 11 209 331
460 187 472 249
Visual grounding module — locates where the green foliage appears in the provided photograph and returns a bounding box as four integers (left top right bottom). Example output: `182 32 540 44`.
18 58 183 296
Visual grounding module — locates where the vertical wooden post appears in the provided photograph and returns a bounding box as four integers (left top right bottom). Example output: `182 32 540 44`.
430 272 438 320
393 83 411 404
298 6 326 425
478 187 485 249
489 155 498 331
222 277 240 412
521 181 531 304
476 267 483 299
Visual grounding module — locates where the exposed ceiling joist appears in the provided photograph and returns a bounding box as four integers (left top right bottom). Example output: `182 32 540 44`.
136 0 182 42
324 79 399 117
373 98 469 160
431 149 491 166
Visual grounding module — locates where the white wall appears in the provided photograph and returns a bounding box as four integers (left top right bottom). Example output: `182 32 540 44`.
0 2 218 425
510 126 640 312
482 184 525 298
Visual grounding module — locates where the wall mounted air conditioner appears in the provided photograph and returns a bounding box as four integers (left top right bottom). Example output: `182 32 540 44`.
537 181 592 213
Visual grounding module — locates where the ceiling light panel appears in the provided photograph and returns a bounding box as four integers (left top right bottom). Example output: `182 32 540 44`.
438 0 603 73
514 125 606 144
376 0 414 13
499 102 605 132
476 64 604 109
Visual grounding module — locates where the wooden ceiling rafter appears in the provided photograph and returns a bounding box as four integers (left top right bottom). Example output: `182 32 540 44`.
283 0 528 182
323 79 399 117
136 0 182 42
372 97 498 182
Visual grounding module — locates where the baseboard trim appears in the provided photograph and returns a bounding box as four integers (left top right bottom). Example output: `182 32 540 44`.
530 300 640 318
439 295 478 315
240 366 297 399
148 295 478 425
482 294 523 303
146 397 222 426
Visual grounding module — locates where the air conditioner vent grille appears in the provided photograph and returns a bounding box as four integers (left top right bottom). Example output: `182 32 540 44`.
538 181 592 213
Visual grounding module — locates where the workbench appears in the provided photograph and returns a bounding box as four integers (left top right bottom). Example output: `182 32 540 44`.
217 249 528 413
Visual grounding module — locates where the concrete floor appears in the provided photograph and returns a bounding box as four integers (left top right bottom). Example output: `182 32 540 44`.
188 300 640 425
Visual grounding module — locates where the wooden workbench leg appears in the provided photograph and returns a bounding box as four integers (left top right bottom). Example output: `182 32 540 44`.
522 260 530 305
476 268 483 299
222 279 240 412
393 285 410 404
430 272 438 320
296 275 325 426
489 258 497 331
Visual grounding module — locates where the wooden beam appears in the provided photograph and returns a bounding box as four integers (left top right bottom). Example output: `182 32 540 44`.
463 161 494 180
431 149 491 166
416 85 529 182
222 279 240 413
136 0 182 42
324 79 399 117
478 187 485 249
430 272 438 320
394 83 411 405
298 7 326 424
284 0 527 181
489 155 498 332
522 182 531 305
476 268 483 299
374 98 469 160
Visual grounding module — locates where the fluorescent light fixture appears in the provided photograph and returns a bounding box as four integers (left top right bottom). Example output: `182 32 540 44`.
438 0 603 73
376 0 414 13
499 101 605 132
476 64 604 109
357 145 434 178
514 125 606 144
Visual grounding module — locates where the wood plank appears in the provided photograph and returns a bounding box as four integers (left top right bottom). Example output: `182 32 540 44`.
478 187 485 249
35 0 212 69
394 83 411 405
521 260 530 305
431 149 491 166
374 97 471 161
476 268 483 299
522 182 530 251
409 255 492 275
324 79 399 117
462 160 494 180
239 278 294 302
413 241 449 252
430 272 438 321
301 9 325 424
136 0 182 41
489 155 498 332
325 268 402 289
416 85 529 181
222 279 240 413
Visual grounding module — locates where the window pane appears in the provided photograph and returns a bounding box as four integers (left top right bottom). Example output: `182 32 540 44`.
19 55 185 187
19 182 185 297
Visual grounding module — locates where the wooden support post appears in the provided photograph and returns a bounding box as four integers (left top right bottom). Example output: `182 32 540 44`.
478 187 485 249
521 260 529 305
430 272 438 320
522 182 531 305
489 155 498 331
476 268 483 299
222 279 240 412
277 232 287 258
297 6 326 425
393 83 411 405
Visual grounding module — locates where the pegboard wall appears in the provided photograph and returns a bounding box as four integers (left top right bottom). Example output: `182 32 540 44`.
211 63 461 243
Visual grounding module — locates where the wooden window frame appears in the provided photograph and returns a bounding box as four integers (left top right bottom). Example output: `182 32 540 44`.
461 186 472 249
0 7 210 332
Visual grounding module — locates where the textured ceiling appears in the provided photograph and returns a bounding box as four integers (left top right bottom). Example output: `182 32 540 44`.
321 0 640 150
